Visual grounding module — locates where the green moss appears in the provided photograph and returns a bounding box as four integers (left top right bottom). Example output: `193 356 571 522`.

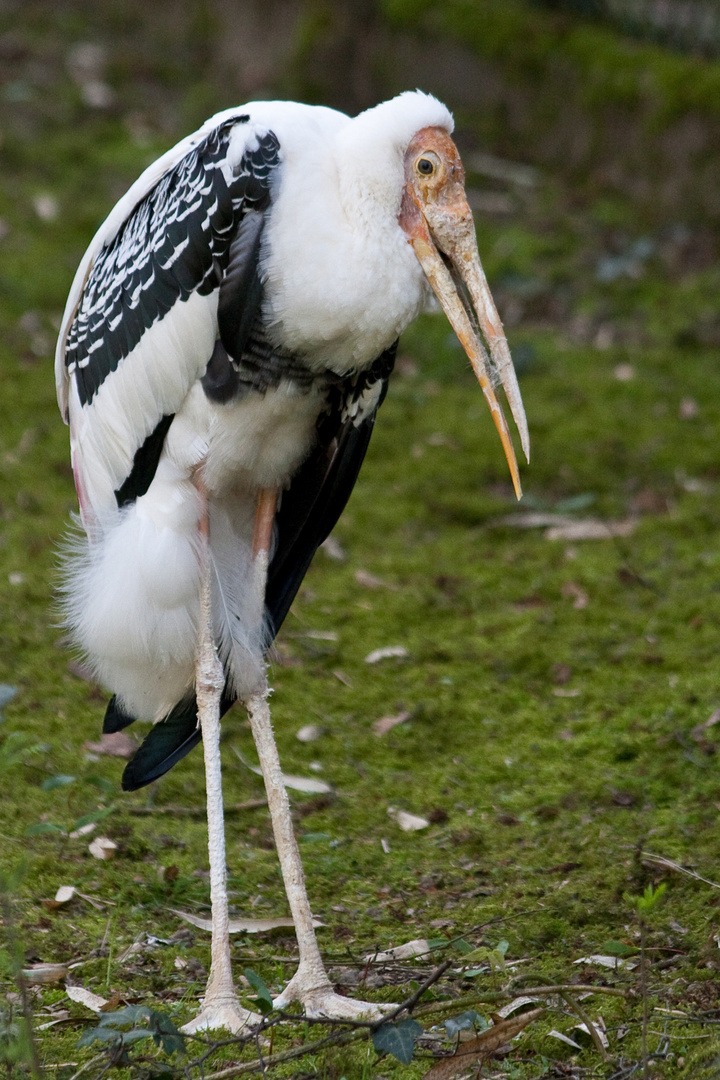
4 9 720 1076
384 0 720 123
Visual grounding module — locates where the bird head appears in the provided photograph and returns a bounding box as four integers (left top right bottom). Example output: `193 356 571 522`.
399 126 529 498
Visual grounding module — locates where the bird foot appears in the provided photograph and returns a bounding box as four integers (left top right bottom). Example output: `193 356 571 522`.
182 992 261 1034
274 971 396 1021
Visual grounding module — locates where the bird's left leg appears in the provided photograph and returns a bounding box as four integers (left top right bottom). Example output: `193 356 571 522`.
246 489 395 1021
182 473 260 1035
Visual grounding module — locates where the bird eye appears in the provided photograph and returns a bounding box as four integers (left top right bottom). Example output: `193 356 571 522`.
417 157 435 176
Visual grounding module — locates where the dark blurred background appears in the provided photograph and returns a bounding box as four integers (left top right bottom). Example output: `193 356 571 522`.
3 0 720 223
3 0 720 371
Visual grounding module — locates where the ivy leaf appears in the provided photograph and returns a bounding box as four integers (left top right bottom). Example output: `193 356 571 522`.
372 1018 423 1064
149 1011 185 1056
77 1026 119 1047
244 968 273 1014
444 1010 488 1039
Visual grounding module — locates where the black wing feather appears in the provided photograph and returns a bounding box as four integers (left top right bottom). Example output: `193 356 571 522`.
266 347 397 633
65 119 279 408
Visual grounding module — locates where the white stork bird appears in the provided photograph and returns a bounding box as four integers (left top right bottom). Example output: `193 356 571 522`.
56 91 529 1032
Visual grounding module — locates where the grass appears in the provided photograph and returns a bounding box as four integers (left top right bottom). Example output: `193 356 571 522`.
4 7 720 1079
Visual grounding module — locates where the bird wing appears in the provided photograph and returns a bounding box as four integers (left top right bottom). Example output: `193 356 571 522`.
266 341 398 634
119 343 398 793
55 110 281 526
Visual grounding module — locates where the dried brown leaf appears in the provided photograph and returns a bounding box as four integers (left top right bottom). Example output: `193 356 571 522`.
88 837 118 860
365 645 408 664
42 885 77 910
21 963 68 985
422 1008 544 1080
83 731 136 758
170 908 323 933
388 807 429 831
546 519 636 541
365 939 431 962
66 985 109 1012
373 711 411 736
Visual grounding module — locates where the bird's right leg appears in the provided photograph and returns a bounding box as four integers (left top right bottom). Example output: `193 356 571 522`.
182 473 260 1035
246 489 393 1021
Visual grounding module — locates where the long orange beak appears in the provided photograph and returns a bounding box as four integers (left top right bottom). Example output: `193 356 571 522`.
400 128 529 499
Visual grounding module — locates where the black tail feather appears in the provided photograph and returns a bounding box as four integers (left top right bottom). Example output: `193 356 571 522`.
103 695 137 733
121 694 234 791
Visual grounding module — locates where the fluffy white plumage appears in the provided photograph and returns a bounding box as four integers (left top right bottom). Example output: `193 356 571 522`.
58 91 455 722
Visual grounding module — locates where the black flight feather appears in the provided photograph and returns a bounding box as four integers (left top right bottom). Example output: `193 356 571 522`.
121 693 230 791
102 695 137 734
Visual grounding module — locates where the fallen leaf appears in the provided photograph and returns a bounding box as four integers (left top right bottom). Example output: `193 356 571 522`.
320 535 346 561
388 807 429 831
33 193 59 221
494 512 574 529
365 646 408 664
88 837 118 860
296 724 321 742
288 629 338 642
116 941 145 962
573 1018 609 1050
355 569 398 590
365 939 430 962
69 822 96 839
234 749 332 794
547 1029 583 1050
21 963 68 984
640 850 720 890
36 1013 71 1031
422 1008 544 1079
42 885 77 910
83 731 136 758
66 985 109 1012
373 711 411 736
574 954 638 970
170 908 323 933
496 995 542 1018
545 519 636 541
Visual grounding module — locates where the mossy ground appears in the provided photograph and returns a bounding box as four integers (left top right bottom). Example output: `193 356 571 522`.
4 4 720 1078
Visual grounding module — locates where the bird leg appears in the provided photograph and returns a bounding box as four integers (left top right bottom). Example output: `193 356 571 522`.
182 475 260 1035
246 489 394 1021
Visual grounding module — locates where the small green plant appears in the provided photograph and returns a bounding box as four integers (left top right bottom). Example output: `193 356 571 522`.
461 938 509 984
78 1005 185 1064
624 883 667 1079
243 968 274 1014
